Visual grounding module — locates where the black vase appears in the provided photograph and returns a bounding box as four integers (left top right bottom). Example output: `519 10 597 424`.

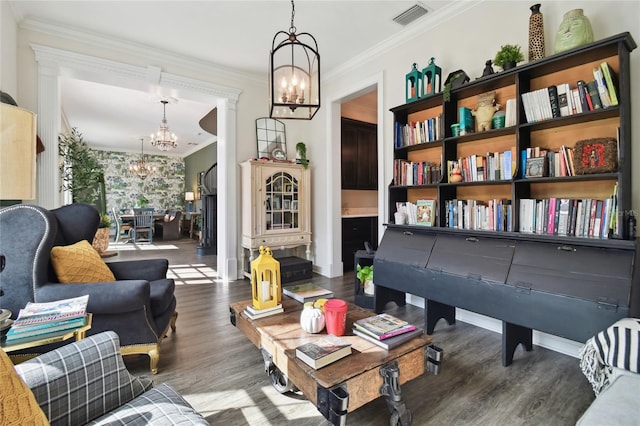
503 61 517 71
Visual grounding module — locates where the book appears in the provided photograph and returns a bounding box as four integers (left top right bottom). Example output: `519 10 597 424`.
547 85 561 118
600 61 618 106
354 313 408 336
243 304 283 320
13 295 89 327
416 199 436 227
295 335 352 369
282 283 334 304
5 316 87 341
353 327 423 350
353 322 417 340
556 83 571 117
576 80 591 111
586 80 602 109
593 67 612 107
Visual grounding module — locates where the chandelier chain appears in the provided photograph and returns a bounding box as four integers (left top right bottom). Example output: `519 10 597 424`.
289 0 296 34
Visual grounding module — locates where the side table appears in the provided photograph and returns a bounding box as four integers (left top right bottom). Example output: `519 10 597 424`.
354 250 406 312
354 250 375 309
1 314 92 362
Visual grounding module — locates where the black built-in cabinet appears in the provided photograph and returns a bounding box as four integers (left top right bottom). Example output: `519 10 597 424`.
341 118 378 190
374 33 639 366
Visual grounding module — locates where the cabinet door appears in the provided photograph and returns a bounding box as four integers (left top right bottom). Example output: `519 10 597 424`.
342 217 374 270
263 168 302 233
357 123 378 189
341 123 358 189
341 118 377 190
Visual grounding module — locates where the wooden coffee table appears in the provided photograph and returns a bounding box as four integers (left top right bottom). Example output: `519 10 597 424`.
230 299 440 425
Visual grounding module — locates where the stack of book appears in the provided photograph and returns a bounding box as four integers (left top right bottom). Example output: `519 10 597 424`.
243 303 283 320
282 283 333 304
5 295 89 341
295 335 352 369
353 313 422 350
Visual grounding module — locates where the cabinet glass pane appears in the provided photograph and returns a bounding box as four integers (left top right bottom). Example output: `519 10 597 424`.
265 171 299 231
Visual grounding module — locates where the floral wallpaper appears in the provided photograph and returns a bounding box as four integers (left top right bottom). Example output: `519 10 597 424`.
93 150 186 214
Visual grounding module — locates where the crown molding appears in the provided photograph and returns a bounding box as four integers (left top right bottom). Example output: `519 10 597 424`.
31 44 242 104
20 16 265 86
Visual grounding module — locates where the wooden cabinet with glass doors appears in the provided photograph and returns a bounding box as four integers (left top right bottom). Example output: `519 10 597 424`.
240 160 311 277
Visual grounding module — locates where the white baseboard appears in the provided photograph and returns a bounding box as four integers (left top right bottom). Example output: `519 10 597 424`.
406 294 584 359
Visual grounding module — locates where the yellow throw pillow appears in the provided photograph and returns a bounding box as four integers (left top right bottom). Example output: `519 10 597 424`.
50 240 116 283
0 349 50 425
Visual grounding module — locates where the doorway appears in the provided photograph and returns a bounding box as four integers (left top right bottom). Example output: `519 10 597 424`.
340 89 378 272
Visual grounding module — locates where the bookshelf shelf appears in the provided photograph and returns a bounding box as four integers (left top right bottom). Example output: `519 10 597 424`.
376 32 639 366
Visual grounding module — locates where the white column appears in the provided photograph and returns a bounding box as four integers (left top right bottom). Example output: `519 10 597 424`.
216 98 239 281
35 61 62 209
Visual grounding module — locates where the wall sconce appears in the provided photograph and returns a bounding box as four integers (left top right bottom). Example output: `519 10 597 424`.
251 246 282 310
421 57 442 97
185 191 195 212
405 63 422 103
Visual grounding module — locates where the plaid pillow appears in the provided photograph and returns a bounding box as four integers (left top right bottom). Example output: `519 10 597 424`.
87 383 208 425
15 331 150 426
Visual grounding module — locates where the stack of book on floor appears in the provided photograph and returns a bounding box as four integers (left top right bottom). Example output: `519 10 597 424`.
5 295 89 342
295 335 352 369
353 313 423 350
282 282 333 304
243 303 283 320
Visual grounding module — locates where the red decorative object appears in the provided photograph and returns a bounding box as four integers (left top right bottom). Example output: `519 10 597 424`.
573 138 617 174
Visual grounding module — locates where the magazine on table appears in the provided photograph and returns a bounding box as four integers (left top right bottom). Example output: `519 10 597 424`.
13 295 89 327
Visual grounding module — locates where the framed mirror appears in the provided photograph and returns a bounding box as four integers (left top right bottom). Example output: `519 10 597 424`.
256 117 286 160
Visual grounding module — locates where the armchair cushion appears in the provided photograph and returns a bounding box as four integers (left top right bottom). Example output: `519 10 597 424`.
50 240 115 283
15 331 151 426
0 348 49 425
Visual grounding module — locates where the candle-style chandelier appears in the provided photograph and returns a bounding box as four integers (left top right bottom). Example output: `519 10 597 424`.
151 100 178 151
130 138 157 180
269 0 320 120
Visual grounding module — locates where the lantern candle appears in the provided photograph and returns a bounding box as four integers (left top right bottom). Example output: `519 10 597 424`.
261 280 271 301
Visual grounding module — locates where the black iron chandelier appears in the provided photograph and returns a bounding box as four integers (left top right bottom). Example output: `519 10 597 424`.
151 100 178 151
269 0 320 120
130 138 157 180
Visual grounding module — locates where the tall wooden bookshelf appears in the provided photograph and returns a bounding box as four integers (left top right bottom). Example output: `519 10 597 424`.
376 32 639 366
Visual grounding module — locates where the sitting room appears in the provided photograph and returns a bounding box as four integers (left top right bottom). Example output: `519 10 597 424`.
2 1 639 425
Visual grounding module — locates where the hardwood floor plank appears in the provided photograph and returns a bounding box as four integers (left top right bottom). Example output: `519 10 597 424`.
114 239 595 425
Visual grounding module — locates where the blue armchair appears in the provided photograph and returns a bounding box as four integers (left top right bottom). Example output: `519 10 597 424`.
0 203 178 373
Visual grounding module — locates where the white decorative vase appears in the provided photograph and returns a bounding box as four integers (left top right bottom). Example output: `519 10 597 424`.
300 303 325 333
364 279 375 295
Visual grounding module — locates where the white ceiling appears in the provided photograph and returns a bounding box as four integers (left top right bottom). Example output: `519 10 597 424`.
9 1 460 156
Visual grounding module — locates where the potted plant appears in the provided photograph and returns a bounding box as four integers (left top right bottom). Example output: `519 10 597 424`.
493 44 524 70
356 264 374 295
59 128 110 253
296 142 308 169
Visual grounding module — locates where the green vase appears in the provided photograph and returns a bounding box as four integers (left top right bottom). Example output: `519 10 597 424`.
554 9 594 54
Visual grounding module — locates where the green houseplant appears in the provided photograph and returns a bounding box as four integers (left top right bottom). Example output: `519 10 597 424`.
356 264 374 295
493 44 525 70
59 128 110 252
296 142 308 169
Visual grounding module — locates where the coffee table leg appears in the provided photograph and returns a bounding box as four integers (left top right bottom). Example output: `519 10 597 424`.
380 361 412 426
261 348 295 393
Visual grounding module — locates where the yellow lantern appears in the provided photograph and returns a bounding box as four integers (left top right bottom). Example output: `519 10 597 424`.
250 246 282 310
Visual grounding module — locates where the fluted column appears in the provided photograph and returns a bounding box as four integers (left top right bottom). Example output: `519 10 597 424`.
216 97 239 281
34 60 62 209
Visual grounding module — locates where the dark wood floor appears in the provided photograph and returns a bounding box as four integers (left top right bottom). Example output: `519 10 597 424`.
112 238 594 425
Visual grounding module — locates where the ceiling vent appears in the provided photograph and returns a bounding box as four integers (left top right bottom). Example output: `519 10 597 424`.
393 3 429 26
